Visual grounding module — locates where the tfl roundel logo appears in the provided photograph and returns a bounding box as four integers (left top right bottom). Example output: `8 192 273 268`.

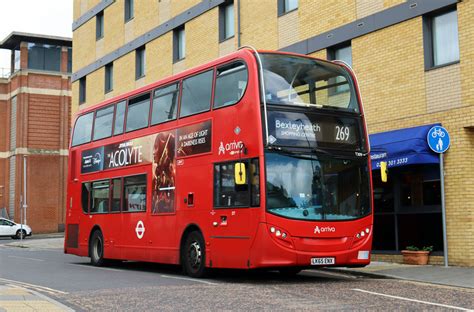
135 221 145 239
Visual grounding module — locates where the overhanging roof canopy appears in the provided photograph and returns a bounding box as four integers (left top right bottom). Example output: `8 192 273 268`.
0 32 72 50
370 124 440 169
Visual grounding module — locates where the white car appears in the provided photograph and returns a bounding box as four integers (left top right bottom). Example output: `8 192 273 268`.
0 217 32 239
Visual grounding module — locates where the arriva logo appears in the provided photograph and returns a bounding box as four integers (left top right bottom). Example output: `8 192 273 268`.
314 226 336 234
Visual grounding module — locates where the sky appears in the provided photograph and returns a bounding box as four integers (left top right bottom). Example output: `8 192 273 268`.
0 0 73 72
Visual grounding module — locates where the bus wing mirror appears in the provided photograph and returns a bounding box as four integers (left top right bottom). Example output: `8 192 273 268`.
380 161 388 183
234 162 247 185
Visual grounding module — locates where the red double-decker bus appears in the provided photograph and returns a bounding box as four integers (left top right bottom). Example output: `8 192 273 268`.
65 48 373 277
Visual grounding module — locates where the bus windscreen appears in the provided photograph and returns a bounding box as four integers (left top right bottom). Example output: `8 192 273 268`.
261 53 358 112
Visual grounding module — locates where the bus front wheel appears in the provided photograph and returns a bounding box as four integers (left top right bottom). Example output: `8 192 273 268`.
183 231 207 278
90 230 105 266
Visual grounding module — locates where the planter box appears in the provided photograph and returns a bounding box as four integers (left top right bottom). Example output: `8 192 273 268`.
401 250 430 265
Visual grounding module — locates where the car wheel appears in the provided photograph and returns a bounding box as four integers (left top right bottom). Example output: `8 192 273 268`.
15 230 26 239
90 230 105 266
182 231 207 278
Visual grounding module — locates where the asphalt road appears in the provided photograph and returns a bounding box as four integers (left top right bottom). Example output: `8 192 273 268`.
0 237 473 311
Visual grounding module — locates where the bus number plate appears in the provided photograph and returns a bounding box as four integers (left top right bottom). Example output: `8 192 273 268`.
311 257 335 265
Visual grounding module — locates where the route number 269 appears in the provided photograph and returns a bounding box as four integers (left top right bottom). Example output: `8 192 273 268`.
335 126 350 141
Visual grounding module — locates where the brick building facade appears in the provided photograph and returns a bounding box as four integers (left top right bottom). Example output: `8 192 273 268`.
71 0 474 266
0 33 72 233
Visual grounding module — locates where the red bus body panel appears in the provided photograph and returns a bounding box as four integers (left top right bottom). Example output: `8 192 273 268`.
65 49 373 270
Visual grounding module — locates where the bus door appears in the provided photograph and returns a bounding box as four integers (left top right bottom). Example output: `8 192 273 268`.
210 159 260 268
119 174 150 261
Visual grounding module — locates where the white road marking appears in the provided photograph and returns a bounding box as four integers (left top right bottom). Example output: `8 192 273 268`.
8 255 45 262
352 288 473 311
0 278 68 295
160 274 219 285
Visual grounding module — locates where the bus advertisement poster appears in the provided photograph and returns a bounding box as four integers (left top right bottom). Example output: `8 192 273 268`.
177 120 212 157
152 130 176 214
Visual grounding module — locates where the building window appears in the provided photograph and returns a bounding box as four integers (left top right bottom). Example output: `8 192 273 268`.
135 46 145 79
67 48 72 73
125 0 134 22
423 9 459 69
328 43 352 93
278 0 298 16
79 77 86 104
219 2 234 42
27 43 61 72
96 11 104 40
173 26 185 62
105 63 113 93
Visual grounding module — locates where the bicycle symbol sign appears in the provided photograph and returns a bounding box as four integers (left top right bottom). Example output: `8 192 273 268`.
427 126 450 154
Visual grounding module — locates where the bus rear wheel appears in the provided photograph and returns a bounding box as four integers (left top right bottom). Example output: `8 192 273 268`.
90 230 105 266
183 231 207 278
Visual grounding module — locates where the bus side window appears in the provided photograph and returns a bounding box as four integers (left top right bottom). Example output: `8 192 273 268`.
81 182 91 213
111 178 122 212
250 159 260 206
72 112 94 146
114 100 126 135
90 180 110 214
180 70 213 118
123 175 147 212
93 104 114 140
214 62 248 109
126 93 151 132
151 83 179 125
214 161 251 208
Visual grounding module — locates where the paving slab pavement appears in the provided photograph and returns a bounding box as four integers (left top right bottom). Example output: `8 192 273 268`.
0 284 72 311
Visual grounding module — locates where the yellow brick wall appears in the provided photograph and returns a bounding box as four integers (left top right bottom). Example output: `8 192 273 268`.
71 0 474 266
240 0 278 50
72 20 96 73
103 1 125 56
353 17 426 125
299 0 356 39
185 8 220 69
458 0 474 110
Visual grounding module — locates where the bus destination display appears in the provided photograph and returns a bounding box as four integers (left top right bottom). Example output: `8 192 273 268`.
267 111 361 149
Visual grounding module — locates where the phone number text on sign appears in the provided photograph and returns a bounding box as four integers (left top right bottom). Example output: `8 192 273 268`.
375 157 408 168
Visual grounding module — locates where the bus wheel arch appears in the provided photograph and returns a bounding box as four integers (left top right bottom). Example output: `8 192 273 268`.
89 226 105 266
180 224 207 278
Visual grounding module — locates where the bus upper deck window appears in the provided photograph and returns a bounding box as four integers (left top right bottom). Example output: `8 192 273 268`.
72 112 94 146
180 70 213 118
214 62 248 109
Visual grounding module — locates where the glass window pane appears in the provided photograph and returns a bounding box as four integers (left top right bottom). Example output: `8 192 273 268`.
151 83 178 125
214 62 248 108
91 180 109 213
43 45 61 72
93 105 114 140
224 4 234 39
111 178 122 212
114 101 126 135
123 175 147 212
214 162 250 207
126 94 150 132
433 10 459 66
82 183 91 213
285 0 298 12
105 63 113 93
178 29 185 60
180 70 213 118
72 112 94 146
250 159 260 206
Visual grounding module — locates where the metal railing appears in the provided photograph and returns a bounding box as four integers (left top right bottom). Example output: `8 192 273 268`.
0 68 11 79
